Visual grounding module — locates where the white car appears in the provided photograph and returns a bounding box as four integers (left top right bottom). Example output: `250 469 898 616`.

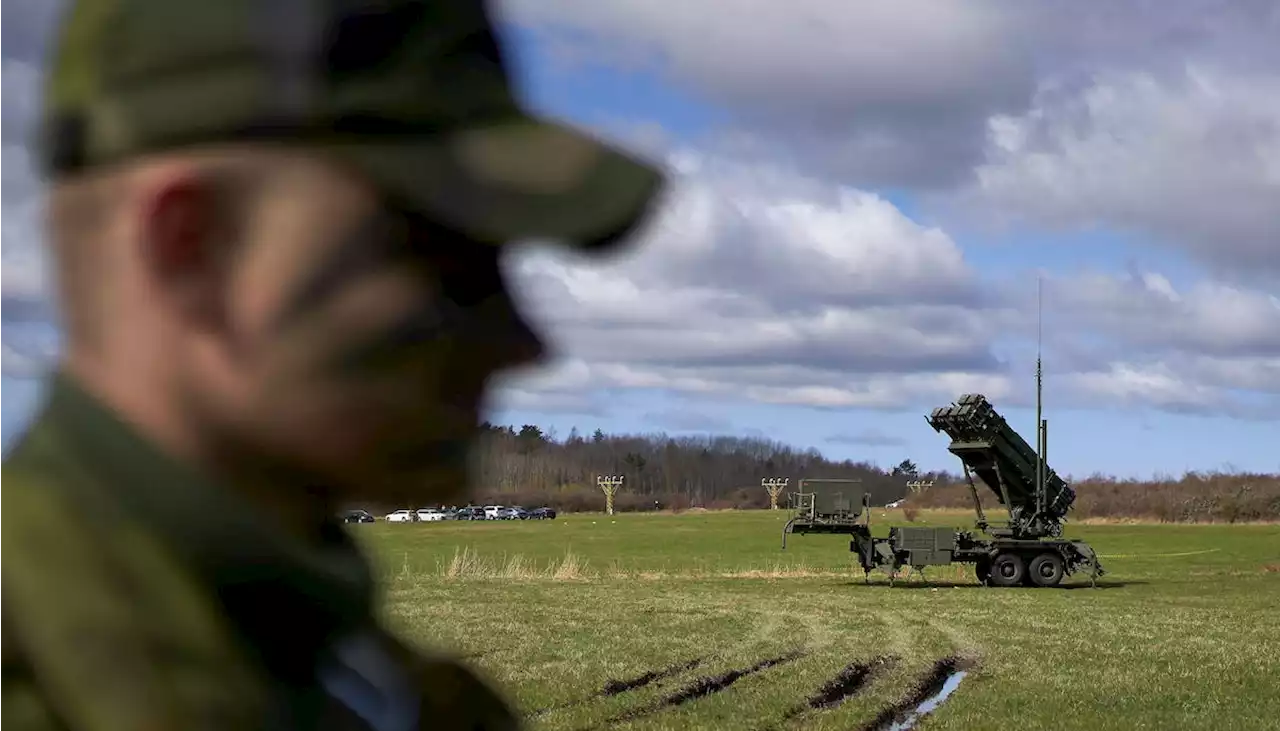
483 505 504 520
416 508 445 522
385 509 416 522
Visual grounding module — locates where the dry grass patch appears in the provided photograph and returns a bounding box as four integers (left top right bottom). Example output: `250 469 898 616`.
426 546 590 581
393 546 983 585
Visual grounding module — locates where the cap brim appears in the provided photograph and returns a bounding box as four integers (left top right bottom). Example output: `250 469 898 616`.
329 118 665 252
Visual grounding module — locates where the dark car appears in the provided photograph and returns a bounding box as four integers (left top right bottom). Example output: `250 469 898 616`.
339 509 375 524
455 506 486 521
528 507 557 520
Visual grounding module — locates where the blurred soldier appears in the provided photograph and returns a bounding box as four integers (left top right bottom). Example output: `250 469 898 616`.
1 0 663 729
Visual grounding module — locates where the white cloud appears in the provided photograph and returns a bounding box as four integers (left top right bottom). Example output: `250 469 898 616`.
1 0 63 67
825 428 907 447
499 0 1034 186
2 59 43 145
487 143 1280 419
501 0 1023 105
1046 271 1280 357
494 147 1016 411
1024 1 1280 78
1033 272 1280 418
501 0 1280 278
1 343 47 379
2 0 1277 428
1061 362 1267 419
960 65 1280 275
2 139 56 331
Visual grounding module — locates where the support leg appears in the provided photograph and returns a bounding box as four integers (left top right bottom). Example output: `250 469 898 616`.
975 559 991 588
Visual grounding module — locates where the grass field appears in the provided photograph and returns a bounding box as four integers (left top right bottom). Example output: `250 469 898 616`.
356 509 1280 731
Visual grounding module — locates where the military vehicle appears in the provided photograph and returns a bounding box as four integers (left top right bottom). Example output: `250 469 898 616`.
782 394 1105 588
781 478 896 546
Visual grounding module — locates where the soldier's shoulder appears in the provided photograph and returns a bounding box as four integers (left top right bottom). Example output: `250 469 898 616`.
2 443 154 594
0 460 68 494
2 448 107 573
2 453 268 729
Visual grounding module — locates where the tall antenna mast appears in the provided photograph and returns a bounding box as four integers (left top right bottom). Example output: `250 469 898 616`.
1035 275 1045 516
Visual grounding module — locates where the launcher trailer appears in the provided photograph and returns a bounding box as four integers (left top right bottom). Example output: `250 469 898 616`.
782 394 1104 588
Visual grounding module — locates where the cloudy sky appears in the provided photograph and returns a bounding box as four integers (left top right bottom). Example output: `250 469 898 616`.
3 0 1278 478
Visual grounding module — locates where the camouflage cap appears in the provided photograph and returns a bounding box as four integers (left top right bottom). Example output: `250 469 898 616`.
39 0 665 250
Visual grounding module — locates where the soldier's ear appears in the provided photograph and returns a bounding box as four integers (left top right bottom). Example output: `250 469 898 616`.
136 165 232 334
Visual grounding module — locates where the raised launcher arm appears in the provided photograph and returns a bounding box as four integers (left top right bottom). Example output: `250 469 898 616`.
927 394 1075 539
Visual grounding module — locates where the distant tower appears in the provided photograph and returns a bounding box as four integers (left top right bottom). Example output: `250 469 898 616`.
906 479 934 495
597 475 625 516
762 477 789 510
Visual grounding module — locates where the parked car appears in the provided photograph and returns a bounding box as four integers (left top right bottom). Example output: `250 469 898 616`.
339 509 375 524
483 505 505 520
497 507 528 520
528 507 557 520
385 509 416 523
454 506 486 521
416 508 446 522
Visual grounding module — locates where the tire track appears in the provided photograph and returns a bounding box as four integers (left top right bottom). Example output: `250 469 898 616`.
856 655 976 731
592 648 809 727
543 648 976 730
602 657 705 697
784 655 899 721
662 650 806 708
526 656 704 717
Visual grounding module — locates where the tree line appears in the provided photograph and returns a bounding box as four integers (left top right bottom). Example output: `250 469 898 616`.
467 422 929 513
444 422 1280 522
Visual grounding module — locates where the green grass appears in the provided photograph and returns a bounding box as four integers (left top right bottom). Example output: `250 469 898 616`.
355 509 1280 731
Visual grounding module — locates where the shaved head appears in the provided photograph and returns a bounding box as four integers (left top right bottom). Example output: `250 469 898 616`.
47 147 274 354
47 166 127 348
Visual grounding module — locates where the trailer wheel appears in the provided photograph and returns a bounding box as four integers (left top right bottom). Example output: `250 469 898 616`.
988 553 1025 587
1029 552 1065 587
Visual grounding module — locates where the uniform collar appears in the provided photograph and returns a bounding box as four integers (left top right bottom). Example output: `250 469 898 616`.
32 370 378 680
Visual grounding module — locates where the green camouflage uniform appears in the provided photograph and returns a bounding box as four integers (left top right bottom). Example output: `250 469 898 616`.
4 374 521 730
4 0 664 729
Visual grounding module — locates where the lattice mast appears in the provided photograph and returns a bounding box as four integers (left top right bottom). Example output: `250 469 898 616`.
596 475 624 516
761 477 789 510
906 480 934 494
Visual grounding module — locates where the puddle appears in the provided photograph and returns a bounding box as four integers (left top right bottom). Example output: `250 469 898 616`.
881 669 968 730
859 656 975 731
